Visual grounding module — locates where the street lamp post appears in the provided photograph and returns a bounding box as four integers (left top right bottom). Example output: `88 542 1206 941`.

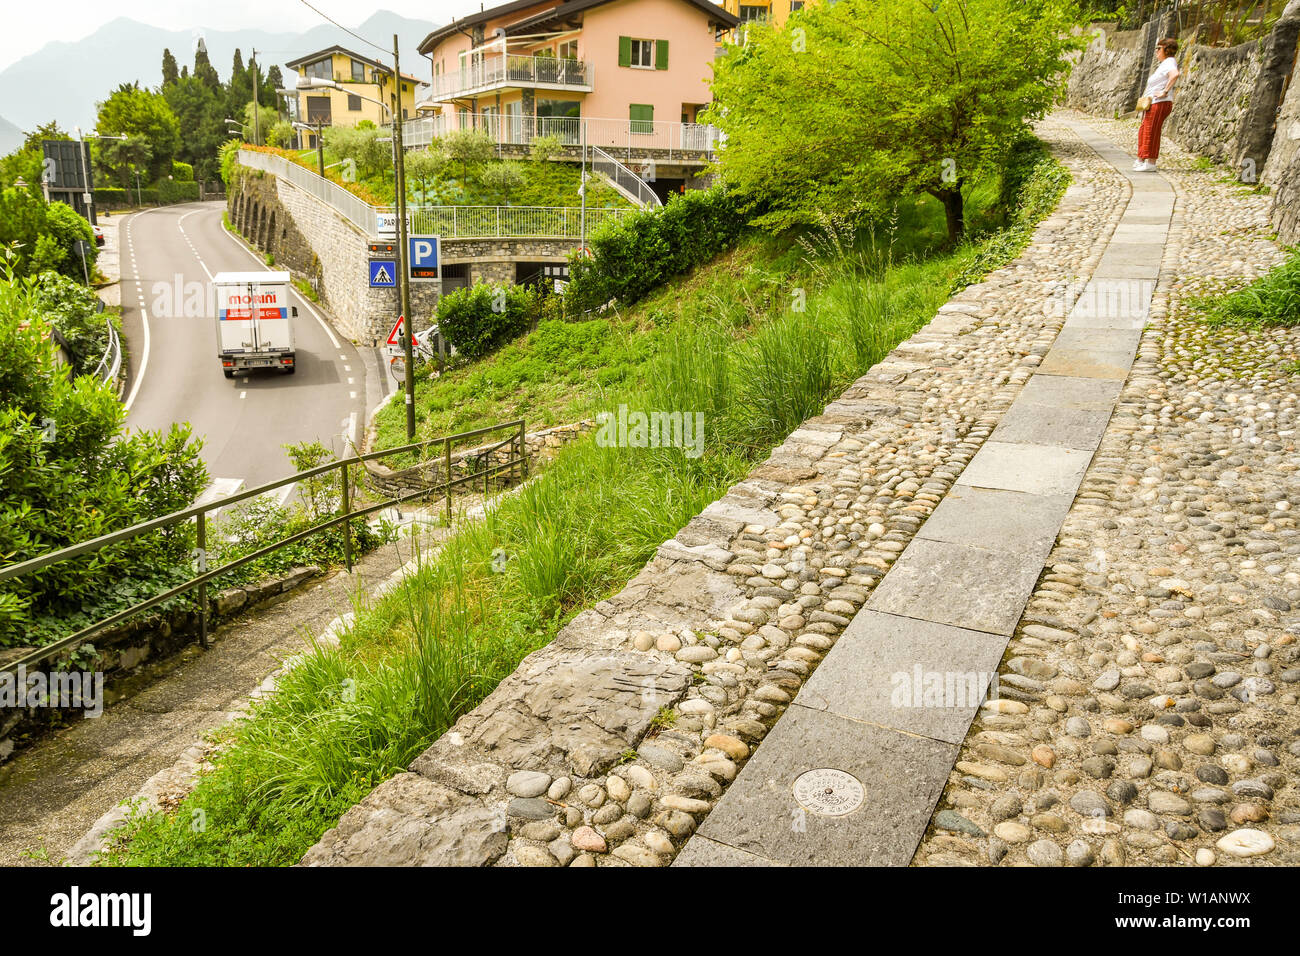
297 42 417 439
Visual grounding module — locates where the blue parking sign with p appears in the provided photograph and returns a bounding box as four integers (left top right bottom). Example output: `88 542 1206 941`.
368 259 396 287
409 235 439 281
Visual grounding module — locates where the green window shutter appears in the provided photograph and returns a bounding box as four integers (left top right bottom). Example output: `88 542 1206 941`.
618 36 632 67
630 103 653 134
655 39 669 70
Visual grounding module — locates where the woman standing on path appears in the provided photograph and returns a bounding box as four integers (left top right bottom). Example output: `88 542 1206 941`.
1134 38 1180 171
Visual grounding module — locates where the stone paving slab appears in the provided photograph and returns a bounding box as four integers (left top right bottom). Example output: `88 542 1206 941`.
916 485 1075 555
796 610 1007 744
670 835 786 867
1013 374 1123 410
1036 346 1137 380
693 705 958 866
867 537 1048 636
1092 257 1162 280
956 440 1094 496
1052 326 1144 353
989 400 1112 450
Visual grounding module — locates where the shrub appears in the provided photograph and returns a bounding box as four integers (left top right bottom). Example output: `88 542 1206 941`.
565 186 747 311
28 272 111 376
0 266 207 644
436 283 539 359
171 160 194 182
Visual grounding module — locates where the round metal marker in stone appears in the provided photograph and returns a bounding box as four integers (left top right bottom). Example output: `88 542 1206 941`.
792 768 865 816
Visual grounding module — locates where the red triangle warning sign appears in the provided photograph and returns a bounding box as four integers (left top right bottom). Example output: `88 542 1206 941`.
386 314 412 347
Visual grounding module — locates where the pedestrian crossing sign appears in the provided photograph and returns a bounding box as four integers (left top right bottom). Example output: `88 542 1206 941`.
369 260 396 287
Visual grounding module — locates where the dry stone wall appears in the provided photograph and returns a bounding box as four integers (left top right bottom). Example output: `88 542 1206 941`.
1163 40 1262 165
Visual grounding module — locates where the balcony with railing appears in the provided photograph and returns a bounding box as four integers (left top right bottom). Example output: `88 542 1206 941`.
402 112 720 160
429 54 594 101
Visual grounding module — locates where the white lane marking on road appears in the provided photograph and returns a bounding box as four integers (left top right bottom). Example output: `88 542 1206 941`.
350 391 357 399
240 391 247 400
123 306 151 412
347 377 354 385
214 214 342 349
340 412 357 453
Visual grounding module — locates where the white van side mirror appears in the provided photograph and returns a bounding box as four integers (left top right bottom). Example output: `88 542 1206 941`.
292 306 299 317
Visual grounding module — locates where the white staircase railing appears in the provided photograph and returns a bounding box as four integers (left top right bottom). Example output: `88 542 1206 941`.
590 146 661 209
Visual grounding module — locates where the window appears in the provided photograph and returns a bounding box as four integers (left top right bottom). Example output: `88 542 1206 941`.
789 1 804 9
558 40 578 60
618 37 668 71
351 58 365 81
304 58 331 80
630 38 653 67
629 103 653 135
739 5 769 21
305 95 331 124
347 94 362 111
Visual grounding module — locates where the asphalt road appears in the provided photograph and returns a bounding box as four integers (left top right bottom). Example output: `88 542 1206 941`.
118 202 367 499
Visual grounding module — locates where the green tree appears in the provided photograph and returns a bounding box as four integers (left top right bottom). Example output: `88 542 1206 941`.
708 0 1084 241
95 83 181 183
95 134 153 189
194 42 221 90
241 101 280 147
445 127 495 180
405 146 449 202
163 75 226 181
480 160 525 204
161 47 180 86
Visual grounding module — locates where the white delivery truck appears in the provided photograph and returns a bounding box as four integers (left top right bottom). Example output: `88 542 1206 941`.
213 271 298 378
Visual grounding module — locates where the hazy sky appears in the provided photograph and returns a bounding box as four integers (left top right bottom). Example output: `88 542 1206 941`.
0 1 487 70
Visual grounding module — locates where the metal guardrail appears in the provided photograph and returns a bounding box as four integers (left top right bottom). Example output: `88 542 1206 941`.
239 148 630 240
591 146 661 209
92 316 122 390
402 113 720 160
0 420 527 676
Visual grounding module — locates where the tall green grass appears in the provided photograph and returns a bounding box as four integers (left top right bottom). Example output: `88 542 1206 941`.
1196 246 1300 327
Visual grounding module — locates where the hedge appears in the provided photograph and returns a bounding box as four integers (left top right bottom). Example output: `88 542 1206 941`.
436 283 553 359
95 180 201 207
564 186 747 311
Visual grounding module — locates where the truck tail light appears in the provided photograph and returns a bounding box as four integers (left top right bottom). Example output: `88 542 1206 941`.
222 360 233 367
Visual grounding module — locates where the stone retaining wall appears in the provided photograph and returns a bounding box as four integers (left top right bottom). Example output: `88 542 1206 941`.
1163 40 1262 165
228 165 607 335
0 565 319 762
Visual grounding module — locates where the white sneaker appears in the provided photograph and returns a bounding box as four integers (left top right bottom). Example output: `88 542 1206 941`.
1132 159 1144 170
1138 160 1157 171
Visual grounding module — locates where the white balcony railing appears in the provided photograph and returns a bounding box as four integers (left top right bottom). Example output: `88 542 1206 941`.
429 54 594 101
402 112 720 160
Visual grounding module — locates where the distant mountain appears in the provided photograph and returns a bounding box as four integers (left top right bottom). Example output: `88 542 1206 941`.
0 114 21 155
0 11 438 137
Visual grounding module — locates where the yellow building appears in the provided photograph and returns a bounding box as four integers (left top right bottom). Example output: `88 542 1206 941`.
719 0 813 30
285 46 423 145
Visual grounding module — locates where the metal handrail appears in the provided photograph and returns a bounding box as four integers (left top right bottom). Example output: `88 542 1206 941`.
590 146 661 209
0 419 528 675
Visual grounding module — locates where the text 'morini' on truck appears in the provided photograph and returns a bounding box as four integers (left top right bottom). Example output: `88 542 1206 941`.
214 271 298 378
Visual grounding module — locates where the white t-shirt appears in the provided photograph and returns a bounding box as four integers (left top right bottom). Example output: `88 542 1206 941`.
1144 57 1178 103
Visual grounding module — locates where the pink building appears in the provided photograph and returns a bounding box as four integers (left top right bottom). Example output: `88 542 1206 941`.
415 0 737 159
